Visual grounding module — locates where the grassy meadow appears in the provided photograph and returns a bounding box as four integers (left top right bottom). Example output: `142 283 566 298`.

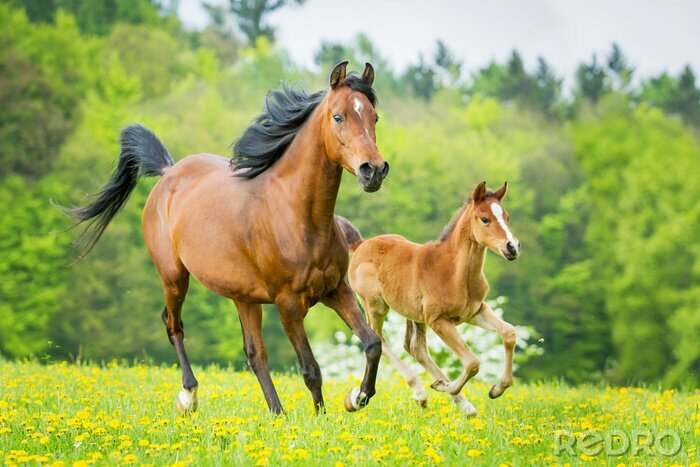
0 361 697 466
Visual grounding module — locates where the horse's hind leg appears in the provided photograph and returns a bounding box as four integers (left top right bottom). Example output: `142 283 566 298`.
235 300 284 414
160 270 199 412
468 302 517 399
406 321 477 416
361 298 427 407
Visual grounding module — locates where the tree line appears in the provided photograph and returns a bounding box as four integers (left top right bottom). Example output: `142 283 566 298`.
1 0 698 387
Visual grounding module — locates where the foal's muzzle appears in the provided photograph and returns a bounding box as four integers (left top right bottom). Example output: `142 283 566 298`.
358 161 390 192
502 241 520 261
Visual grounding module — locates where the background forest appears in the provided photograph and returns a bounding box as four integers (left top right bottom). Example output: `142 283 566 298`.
1 0 698 387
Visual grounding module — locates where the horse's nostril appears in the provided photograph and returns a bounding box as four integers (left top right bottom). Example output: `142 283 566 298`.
380 162 390 179
506 242 517 255
359 162 375 179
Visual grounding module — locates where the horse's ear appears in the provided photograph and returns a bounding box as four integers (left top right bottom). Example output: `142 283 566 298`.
330 61 349 89
362 62 375 86
493 181 508 201
472 181 487 203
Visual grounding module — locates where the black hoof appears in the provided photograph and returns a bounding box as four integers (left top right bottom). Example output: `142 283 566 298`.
488 385 499 399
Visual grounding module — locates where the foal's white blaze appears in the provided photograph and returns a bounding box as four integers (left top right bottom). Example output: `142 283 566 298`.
353 97 370 137
490 202 517 247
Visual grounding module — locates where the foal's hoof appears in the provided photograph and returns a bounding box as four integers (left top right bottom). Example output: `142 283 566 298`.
413 398 428 408
488 384 505 399
176 387 198 413
343 387 368 412
430 379 449 392
454 397 479 417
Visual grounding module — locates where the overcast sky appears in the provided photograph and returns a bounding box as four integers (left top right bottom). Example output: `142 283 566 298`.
177 0 700 86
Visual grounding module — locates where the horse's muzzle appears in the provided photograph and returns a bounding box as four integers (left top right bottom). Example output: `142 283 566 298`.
358 161 389 192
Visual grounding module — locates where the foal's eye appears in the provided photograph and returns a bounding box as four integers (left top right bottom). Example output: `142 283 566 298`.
374 115 380 123
480 217 490 224
333 114 343 123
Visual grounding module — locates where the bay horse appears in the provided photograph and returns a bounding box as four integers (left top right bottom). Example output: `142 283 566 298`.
61 62 389 414
344 181 520 416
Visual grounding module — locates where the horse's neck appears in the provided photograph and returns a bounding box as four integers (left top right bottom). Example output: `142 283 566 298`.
265 109 342 235
444 208 487 292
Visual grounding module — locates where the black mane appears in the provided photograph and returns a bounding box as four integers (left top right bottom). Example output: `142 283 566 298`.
231 74 376 178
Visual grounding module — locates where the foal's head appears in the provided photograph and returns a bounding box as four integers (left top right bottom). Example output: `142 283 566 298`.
469 181 521 260
323 62 389 192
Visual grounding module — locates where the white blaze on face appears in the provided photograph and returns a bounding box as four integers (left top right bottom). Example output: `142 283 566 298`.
354 97 370 137
490 202 517 247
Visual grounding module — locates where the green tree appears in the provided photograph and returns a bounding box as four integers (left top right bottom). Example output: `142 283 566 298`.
402 56 438 101
575 54 609 103
606 43 634 91
5 0 166 35
206 0 306 45
641 65 700 127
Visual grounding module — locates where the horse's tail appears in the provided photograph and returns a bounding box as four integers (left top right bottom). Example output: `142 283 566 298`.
334 215 364 253
57 124 173 261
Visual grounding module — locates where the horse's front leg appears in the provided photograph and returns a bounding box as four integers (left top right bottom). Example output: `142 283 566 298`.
276 295 325 413
427 317 480 396
235 300 284 414
322 281 382 412
468 302 517 399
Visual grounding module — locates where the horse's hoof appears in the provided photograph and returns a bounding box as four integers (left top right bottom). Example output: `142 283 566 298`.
430 379 448 392
343 387 367 412
176 387 198 413
489 384 503 399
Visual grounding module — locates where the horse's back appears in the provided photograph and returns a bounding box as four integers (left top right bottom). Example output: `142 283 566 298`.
142 153 269 298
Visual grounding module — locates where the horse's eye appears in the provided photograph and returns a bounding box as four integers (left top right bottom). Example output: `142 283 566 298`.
374 115 380 123
480 217 490 224
333 114 343 123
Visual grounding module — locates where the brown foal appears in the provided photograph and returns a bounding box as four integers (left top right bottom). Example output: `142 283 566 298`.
61 62 389 414
347 182 520 416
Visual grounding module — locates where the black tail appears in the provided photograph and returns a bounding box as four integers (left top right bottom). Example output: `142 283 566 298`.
334 215 363 253
57 124 173 261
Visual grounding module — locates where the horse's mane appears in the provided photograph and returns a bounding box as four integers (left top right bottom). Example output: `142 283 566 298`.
438 190 495 241
231 74 376 178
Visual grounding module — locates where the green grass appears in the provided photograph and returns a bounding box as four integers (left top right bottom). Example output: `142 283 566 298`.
0 360 697 465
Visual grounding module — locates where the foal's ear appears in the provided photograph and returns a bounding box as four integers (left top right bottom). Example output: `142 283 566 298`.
330 61 349 89
472 181 487 203
493 181 508 201
362 62 375 86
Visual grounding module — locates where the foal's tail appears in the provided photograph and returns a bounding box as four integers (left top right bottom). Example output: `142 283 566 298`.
57 124 173 261
334 215 364 253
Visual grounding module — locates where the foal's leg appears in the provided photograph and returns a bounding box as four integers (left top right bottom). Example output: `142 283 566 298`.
322 281 382 412
161 272 199 412
276 295 324 413
361 300 427 407
468 302 517 399
405 321 477 416
427 317 480 396
235 300 284 414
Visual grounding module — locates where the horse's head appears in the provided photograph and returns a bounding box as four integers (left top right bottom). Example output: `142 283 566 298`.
322 61 389 192
469 181 520 261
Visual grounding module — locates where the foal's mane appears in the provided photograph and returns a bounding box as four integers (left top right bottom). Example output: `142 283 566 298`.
438 190 495 241
231 75 377 178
